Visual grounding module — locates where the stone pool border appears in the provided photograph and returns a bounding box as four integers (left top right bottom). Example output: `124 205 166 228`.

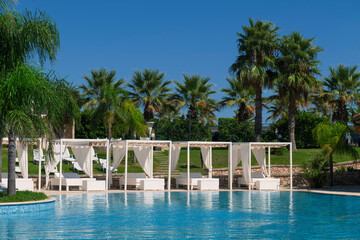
0 197 56 214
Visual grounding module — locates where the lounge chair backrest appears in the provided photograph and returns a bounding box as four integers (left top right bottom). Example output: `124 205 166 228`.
251 172 265 178
179 172 203 178
126 173 146 178
63 173 80 179
33 149 39 158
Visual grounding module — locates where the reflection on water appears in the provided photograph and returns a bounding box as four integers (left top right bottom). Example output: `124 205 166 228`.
0 191 360 239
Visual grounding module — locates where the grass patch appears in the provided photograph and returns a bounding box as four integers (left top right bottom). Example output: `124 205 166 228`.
0 191 48 203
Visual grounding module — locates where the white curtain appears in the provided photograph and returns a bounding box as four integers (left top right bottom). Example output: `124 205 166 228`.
133 146 152 178
231 147 241 176
252 148 268 176
200 147 212 177
110 146 126 184
17 142 28 179
71 146 92 176
171 145 181 173
45 144 66 188
240 145 250 184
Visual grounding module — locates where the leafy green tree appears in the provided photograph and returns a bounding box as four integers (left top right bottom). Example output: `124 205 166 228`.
217 118 254 142
80 68 125 139
323 64 360 123
0 64 68 195
0 3 60 186
313 122 358 186
127 69 172 121
220 76 255 122
230 18 279 141
174 74 217 123
276 32 323 151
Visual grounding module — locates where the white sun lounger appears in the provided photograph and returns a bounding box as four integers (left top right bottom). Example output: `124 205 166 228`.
1 173 34 191
99 158 118 173
33 149 45 164
50 173 105 191
175 172 219 190
71 162 84 173
119 173 164 190
62 148 76 164
238 172 280 190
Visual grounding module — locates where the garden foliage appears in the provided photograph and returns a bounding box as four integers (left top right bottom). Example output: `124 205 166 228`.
217 118 254 142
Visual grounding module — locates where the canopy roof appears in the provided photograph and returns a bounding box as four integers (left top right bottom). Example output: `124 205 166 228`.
110 139 171 148
173 141 231 148
59 139 108 147
233 142 291 149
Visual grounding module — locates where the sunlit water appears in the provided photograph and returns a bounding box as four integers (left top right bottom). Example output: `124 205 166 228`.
1 191 360 239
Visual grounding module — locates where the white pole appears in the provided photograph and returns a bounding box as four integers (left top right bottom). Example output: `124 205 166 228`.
106 141 110 190
290 143 293 190
90 147 93 179
229 144 232 190
124 141 128 191
209 146 212 178
59 139 63 192
187 142 190 191
268 146 271 177
168 142 172 190
150 145 154 178
248 143 251 190
38 138 42 191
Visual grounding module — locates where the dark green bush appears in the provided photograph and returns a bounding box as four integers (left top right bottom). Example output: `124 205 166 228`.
217 118 254 142
154 118 211 141
302 155 329 188
265 112 331 148
75 110 106 139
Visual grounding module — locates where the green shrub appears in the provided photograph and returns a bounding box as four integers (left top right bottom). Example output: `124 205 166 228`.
217 118 254 142
302 155 329 188
75 110 106 139
266 112 331 148
154 118 211 141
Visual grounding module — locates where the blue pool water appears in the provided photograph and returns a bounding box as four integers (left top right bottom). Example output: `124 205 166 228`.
1 191 360 239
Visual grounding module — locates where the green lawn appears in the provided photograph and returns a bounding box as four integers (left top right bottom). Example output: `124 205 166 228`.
0 191 48 203
2 147 359 175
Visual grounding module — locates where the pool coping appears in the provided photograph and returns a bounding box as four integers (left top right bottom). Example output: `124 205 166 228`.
0 197 56 206
40 188 360 197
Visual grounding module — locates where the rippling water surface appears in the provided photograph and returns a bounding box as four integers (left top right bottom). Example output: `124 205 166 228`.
1 191 360 239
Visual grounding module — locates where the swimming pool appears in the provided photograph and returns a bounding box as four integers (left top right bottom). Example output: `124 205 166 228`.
1 191 359 239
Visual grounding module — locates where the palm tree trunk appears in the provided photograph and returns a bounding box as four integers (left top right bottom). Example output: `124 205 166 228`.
0 128 2 183
144 103 154 121
329 154 334 187
7 131 16 196
288 98 297 151
254 86 262 142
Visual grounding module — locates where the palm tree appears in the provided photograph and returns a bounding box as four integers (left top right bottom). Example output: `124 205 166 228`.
174 74 217 121
323 64 360 123
276 32 323 151
313 122 358 186
127 69 172 121
0 64 68 195
230 18 279 141
0 5 60 186
220 76 255 122
80 69 125 139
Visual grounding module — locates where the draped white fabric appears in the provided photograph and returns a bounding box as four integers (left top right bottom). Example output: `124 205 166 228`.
110 145 126 184
200 147 212 177
171 145 181 173
252 148 268 176
240 146 250 184
133 146 153 177
231 147 241 176
17 142 28 179
71 146 92 176
45 144 66 188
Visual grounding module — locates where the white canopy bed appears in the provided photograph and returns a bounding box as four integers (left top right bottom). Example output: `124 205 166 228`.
110 140 172 191
171 141 232 190
49 139 108 191
230 142 292 190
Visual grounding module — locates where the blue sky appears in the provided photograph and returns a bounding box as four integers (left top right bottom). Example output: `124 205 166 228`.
18 0 360 123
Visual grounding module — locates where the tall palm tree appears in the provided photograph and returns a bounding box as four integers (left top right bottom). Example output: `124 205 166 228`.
276 32 323 151
323 64 360 123
313 122 358 186
0 64 69 195
174 74 217 121
0 5 60 186
230 18 279 141
220 76 255 122
127 69 172 121
80 69 125 139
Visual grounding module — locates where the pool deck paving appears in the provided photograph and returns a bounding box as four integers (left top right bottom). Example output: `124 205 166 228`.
41 185 360 197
